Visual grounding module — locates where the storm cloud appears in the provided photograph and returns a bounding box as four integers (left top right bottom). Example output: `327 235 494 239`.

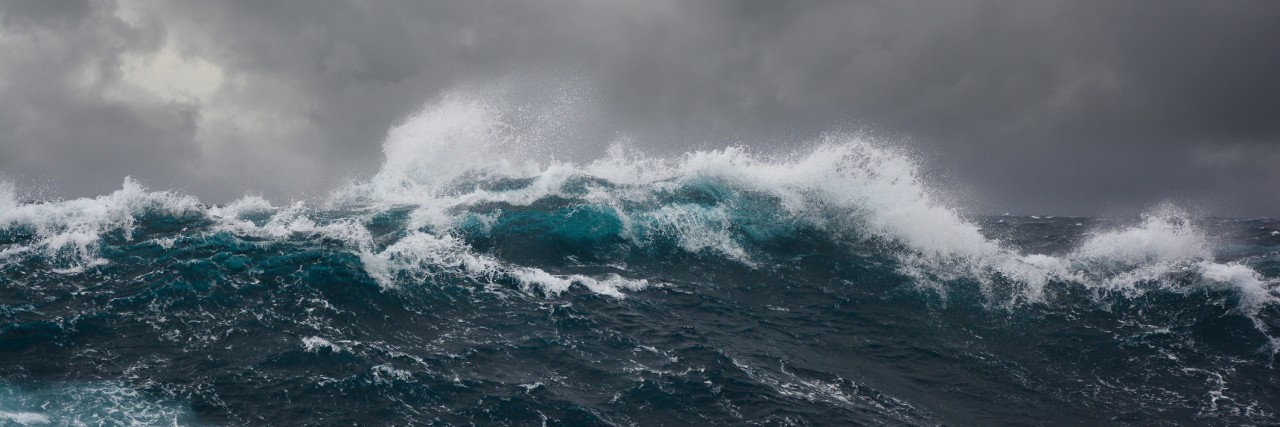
1 0 1278 215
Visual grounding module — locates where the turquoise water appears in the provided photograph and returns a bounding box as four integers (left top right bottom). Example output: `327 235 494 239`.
1 95 1277 425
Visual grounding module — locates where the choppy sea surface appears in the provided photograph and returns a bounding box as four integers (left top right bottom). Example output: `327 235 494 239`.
2 94 1278 425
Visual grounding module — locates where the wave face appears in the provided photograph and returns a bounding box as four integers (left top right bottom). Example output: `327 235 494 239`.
2 93 1279 425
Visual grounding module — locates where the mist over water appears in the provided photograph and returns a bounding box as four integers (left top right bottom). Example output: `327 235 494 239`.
1 88 1278 425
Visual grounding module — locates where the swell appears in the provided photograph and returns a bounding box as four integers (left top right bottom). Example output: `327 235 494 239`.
1 91 1277 314
2 89 1279 424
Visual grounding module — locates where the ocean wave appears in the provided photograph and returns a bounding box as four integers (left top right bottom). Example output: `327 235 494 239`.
2 88 1278 424
0 92 1276 313
0 381 197 426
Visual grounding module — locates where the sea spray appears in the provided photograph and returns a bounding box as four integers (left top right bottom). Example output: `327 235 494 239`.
0 89 1277 425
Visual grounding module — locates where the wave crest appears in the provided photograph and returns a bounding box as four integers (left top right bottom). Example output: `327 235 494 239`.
0 90 1275 314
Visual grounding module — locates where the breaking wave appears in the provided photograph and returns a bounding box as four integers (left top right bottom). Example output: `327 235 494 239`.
1 88 1277 424
4 92 1274 311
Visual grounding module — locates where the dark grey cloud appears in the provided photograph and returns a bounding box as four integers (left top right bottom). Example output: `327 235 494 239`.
1 0 1277 215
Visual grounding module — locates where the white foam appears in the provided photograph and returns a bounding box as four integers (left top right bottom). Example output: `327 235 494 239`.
636 204 754 265
1197 262 1276 311
360 232 504 288
0 177 201 271
301 336 343 353
1055 209 1277 312
641 139 999 261
361 231 650 297
2 88 1275 308
0 410 50 425
371 364 414 384
344 90 997 266
331 89 1278 310
890 206 1279 312
0 381 194 426
208 200 377 255
208 194 275 218
341 90 554 209
1073 206 1210 265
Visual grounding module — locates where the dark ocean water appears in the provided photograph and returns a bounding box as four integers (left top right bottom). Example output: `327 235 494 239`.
2 98 1278 425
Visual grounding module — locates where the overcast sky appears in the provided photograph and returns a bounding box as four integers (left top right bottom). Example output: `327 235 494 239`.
1 0 1277 215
